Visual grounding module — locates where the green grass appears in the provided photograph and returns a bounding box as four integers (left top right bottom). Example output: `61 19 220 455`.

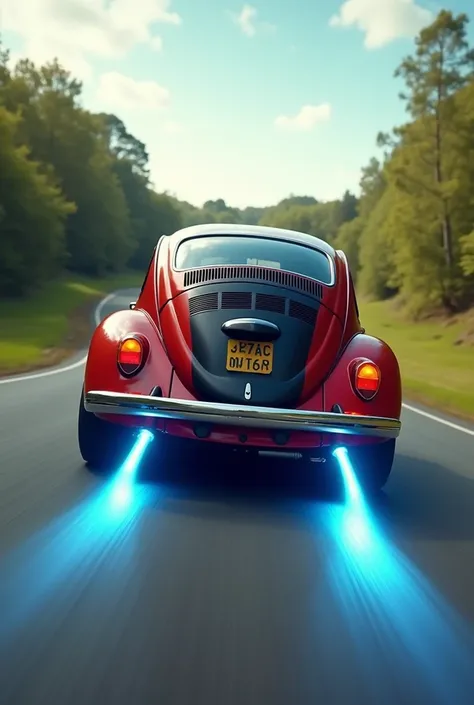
0 273 142 374
360 299 474 421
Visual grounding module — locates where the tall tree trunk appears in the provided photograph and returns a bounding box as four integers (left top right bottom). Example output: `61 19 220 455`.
434 93 453 270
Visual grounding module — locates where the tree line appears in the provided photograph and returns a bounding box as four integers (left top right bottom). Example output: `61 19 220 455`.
260 10 474 318
338 9 474 317
0 42 182 297
1 9 474 318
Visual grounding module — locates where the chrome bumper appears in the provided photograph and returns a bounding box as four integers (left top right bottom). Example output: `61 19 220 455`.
85 391 401 439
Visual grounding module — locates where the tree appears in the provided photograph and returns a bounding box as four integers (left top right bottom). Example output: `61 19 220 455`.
240 206 266 225
358 158 387 218
357 186 399 301
128 192 182 270
332 190 358 229
2 58 136 275
334 217 363 281
0 38 182 291
0 106 74 296
203 198 243 223
99 113 149 179
460 232 474 277
394 10 474 278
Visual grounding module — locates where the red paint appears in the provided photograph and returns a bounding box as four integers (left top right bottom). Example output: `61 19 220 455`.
158 294 194 394
300 251 363 402
169 368 196 400
321 333 402 447
300 303 344 401
84 308 172 433
85 227 402 452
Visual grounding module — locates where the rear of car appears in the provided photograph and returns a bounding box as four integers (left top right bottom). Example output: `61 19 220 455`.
168 230 337 408
81 224 401 490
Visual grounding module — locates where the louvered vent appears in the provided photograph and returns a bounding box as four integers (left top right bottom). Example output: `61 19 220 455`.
289 300 317 326
183 266 323 299
256 293 285 314
189 292 218 316
221 292 252 309
188 291 318 327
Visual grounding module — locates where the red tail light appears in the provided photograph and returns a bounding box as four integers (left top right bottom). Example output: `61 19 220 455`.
353 360 380 401
117 336 148 376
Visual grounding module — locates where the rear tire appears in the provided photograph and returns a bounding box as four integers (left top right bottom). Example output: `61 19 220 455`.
78 386 132 472
347 440 396 493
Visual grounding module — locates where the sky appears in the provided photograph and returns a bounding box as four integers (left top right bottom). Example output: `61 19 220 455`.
1 0 473 208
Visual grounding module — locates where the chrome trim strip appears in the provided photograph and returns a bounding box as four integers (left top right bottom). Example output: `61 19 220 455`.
85 391 401 439
326 252 336 287
221 317 281 339
337 248 350 336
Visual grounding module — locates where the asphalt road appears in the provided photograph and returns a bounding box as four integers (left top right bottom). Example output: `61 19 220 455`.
1 289 474 705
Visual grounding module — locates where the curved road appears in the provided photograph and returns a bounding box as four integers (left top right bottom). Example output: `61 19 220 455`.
1 289 474 705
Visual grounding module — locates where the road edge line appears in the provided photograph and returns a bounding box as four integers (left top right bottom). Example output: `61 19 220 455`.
0 292 117 386
401 402 474 437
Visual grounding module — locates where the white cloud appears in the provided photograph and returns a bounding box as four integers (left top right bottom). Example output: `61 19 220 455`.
275 104 332 131
0 0 181 78
97 72 171 110
329 0 433 49
235 4 258 36
232 4 275 37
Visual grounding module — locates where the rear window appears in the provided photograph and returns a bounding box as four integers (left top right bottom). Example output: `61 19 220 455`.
175 235 333 284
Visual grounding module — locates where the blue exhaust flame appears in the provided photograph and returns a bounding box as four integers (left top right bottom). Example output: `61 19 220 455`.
328 445 474 704
333 445 372 551
0 429 156 644
333 446 362 503
110 429 154 510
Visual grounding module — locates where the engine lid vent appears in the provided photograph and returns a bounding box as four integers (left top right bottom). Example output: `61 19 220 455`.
183 266 323 299
189 292 218 316
189 291 318 327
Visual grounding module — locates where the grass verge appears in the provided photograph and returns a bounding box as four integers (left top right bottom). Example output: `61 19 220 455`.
0 273 142 377
360 299 474 423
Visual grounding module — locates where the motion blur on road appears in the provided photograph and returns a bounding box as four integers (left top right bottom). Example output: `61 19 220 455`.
1 290 474 705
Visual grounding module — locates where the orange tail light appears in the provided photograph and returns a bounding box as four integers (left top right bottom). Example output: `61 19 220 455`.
117 336 147 376
353 361 380 401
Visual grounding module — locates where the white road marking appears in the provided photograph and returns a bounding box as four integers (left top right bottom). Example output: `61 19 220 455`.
401 402 474 437
0 291 117 386
1 297 473 437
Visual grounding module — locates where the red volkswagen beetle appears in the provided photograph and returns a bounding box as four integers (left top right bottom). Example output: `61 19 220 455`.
79 224 402 491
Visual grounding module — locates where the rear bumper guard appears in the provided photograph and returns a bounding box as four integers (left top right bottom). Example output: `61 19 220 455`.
85 391 401 439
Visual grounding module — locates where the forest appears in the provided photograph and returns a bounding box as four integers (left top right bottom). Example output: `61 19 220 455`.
1 9 474 321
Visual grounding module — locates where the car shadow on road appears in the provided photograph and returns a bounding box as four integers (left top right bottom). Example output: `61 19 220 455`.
139 443 345 529
138 444 474 542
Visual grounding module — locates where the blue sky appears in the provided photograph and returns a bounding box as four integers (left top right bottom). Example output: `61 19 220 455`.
1 0 473 207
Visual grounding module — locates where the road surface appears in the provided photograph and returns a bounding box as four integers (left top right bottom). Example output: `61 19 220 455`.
1 289 473 705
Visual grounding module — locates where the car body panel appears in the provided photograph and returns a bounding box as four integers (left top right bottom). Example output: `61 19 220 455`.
83 223 402 451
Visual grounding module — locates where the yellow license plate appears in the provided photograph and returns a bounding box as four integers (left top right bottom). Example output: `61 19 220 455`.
226 339 274 375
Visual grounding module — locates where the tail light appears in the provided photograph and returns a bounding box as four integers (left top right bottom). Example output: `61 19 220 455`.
352 360 380 401
117 336 148 377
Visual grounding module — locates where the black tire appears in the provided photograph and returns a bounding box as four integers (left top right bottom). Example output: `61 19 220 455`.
78 387 132 472
348 439 396 493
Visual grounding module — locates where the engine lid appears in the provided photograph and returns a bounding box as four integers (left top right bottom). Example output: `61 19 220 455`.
159 283 344 407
